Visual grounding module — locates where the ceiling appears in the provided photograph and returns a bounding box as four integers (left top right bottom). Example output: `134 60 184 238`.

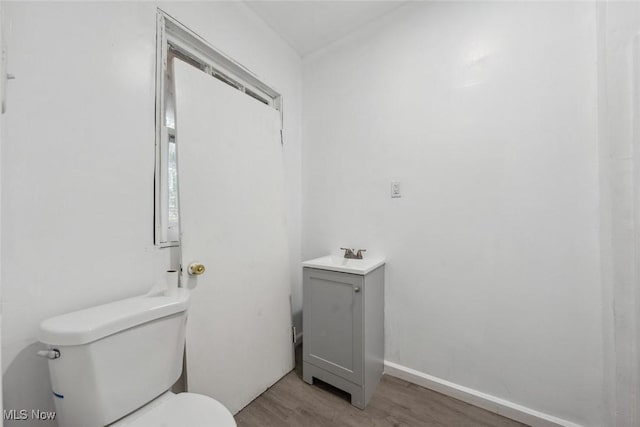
245 1 407 57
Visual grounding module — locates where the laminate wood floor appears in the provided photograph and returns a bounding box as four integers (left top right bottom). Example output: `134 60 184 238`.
235 347 528 427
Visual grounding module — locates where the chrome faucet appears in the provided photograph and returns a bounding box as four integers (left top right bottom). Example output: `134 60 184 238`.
341 248 367 259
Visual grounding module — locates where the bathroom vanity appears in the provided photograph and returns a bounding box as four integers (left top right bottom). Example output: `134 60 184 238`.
302 255 385 409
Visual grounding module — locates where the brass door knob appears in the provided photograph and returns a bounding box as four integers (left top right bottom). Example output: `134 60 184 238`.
188 263 206 275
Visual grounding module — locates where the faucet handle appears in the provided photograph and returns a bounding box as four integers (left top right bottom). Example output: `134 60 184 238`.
356 249 367 259
340 248 356 258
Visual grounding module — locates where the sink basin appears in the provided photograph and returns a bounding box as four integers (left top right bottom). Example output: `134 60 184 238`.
302 255 385 275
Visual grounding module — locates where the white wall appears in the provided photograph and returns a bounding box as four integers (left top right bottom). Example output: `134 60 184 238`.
597 2 640 425
0 2 4 425
303 2 604 425
1 2 301 425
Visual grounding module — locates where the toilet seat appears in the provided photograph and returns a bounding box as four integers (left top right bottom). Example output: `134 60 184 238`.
111 392 236 427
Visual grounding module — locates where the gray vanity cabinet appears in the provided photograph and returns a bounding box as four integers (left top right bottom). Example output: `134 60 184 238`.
302 265 384 409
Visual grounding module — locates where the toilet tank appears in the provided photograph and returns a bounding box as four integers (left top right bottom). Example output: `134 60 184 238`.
38 289 190 427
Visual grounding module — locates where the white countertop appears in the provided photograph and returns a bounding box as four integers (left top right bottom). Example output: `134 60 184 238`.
302 255 385 275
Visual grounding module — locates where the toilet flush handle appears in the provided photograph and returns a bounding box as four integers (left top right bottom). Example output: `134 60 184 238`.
36 349 60 360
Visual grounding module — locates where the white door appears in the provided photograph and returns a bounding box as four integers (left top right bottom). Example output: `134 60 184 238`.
174 61 293 414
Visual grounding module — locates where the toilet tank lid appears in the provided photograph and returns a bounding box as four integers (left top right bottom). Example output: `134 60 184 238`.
39 289 190 346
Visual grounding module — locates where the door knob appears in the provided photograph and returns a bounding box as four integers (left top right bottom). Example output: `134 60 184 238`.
188 262 206 275
354 286 361 293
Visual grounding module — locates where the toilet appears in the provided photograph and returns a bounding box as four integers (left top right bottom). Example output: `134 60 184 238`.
38 288 236 427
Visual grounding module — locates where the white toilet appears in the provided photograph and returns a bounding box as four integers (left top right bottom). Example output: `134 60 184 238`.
38 288 236 427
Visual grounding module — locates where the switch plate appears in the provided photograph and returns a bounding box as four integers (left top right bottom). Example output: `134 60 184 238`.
391 181 401 198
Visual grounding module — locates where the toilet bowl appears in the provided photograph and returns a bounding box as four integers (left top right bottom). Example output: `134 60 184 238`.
111 392 236 427
38 288 236 427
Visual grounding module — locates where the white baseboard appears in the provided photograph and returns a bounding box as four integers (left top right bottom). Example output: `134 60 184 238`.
383 360 582 427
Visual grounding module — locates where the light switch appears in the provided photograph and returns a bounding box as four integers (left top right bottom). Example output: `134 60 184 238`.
391 181 401 198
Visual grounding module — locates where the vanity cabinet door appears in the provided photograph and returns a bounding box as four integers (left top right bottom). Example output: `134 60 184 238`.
303 268 363 384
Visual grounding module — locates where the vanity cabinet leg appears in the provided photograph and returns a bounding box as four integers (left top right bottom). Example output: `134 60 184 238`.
302 362 314 385
350 386 365 409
